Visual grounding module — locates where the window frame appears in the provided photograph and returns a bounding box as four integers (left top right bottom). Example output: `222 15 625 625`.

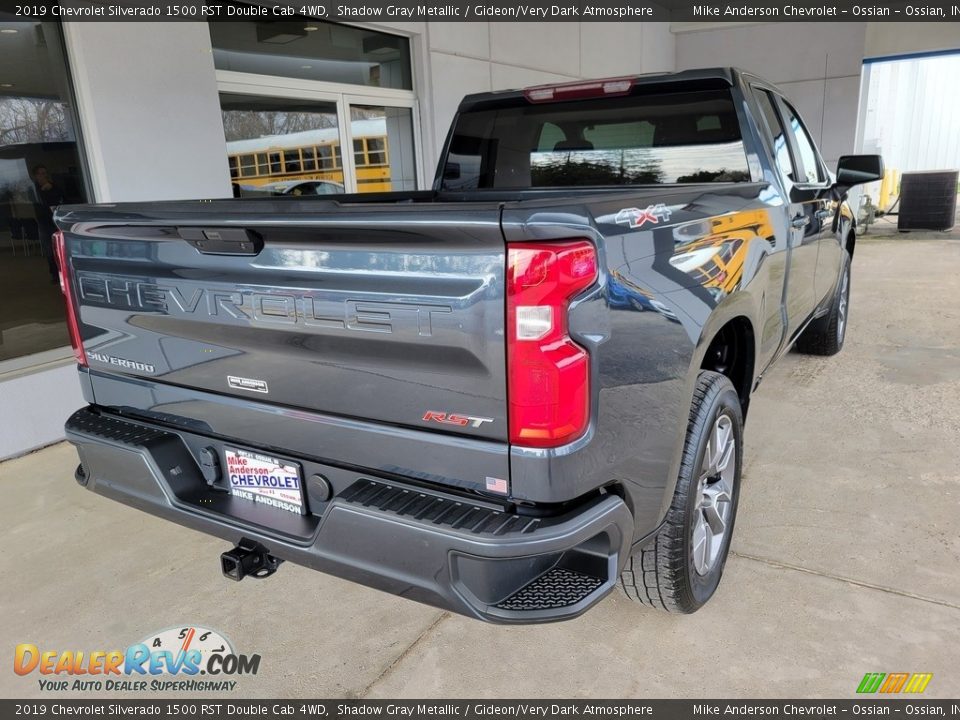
776 98 830 188
216 71 423 193
0 21 96 373
749 84 801 189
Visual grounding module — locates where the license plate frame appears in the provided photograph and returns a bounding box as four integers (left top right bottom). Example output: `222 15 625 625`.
224 446 305 516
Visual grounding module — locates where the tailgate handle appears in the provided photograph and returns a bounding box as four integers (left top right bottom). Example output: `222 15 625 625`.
179 227 263 256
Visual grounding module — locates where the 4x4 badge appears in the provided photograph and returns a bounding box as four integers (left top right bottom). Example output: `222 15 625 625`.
615 203 672 229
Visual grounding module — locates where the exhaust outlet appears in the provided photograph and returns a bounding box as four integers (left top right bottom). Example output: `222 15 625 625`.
220 539 283 581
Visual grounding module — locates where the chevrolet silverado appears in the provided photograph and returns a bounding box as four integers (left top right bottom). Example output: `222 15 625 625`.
56 68 883 622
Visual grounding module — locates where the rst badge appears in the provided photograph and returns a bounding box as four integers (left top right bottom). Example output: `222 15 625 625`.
422 411 494 429
615 203 672 229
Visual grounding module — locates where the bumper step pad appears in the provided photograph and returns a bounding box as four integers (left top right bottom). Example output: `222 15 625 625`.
495 567 604 611
341 478 540 536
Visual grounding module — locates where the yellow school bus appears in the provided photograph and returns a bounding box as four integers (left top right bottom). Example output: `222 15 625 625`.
671 209 775 296
226 119 391 194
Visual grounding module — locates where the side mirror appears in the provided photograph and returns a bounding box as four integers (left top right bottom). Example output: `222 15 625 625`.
443 162 461 181
835 155 884 187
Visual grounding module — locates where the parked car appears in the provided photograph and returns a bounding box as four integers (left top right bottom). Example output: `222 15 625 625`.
235 179 346 197
55 68 882 622
273 179 345 196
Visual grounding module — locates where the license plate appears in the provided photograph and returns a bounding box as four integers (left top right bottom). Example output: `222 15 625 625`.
224 447 304 516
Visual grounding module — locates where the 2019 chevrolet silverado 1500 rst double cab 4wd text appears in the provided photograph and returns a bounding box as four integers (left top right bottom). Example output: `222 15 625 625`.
56 68 883 623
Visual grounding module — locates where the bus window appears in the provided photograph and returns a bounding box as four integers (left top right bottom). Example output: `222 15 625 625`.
353 138 366 167
239 155 257 177
256 153 268 176
367 137 387 166
318 145 333 169
302 147 316 171
228 156 239 178
269 152 282 175
284 150 301 174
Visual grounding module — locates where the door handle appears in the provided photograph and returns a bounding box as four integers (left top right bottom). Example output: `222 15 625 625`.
791 216 809 229
179 227 263 256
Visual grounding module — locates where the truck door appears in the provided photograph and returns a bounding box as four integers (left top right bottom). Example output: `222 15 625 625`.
753 88 821 341
777 99 839 309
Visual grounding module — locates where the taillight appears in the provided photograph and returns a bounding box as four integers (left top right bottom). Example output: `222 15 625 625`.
523 76 635 103
507 241 597 448
53 231 87 366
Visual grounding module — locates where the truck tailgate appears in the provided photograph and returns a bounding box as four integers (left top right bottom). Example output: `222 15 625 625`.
59 199 507 442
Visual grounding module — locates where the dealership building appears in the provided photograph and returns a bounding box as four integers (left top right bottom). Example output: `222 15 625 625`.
0 14 958 458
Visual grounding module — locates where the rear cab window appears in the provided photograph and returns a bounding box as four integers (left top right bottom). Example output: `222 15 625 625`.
441 87 752 190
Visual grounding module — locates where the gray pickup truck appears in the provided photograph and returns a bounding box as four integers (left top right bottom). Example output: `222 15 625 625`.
56 68 882 623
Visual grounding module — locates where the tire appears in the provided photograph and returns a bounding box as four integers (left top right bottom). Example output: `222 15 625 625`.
796 251 851 356
620 371 743 613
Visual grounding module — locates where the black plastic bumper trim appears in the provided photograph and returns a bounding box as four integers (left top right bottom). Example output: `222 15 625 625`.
65 406 633 624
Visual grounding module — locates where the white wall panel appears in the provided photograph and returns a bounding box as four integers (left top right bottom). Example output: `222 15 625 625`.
428 22 491 58
579 23 647 77
428 52 492 153
63 22 232 202
866 23 960 58
489 23 582 77
0 363 84 460
641 21 677 73
489 63 576 89
675 22 867 170
819 75 863 166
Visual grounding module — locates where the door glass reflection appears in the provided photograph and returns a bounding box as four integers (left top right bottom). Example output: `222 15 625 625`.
350 105 417 193
220 93 345 197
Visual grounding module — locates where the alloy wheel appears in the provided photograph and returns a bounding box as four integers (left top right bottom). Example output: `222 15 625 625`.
692 413 736 576
837 268 849 343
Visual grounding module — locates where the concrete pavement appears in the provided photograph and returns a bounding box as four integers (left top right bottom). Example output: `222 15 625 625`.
1 236 958 699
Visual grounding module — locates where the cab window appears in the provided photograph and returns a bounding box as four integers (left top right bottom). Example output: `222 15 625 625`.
754 89 796 185
781 101 825 184
442 88 752 189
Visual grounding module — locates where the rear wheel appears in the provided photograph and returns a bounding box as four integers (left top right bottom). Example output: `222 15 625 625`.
796 251 851 356
620 371 743 613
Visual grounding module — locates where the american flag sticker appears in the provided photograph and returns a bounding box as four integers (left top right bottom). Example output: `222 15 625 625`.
485 476 509 494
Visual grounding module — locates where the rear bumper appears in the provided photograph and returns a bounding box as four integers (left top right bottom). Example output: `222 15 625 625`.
66 407 633 624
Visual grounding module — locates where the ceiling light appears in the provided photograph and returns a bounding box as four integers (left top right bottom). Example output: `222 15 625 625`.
304 25 319 31
301 65 312 69
1 28 21 34
0 83 14 88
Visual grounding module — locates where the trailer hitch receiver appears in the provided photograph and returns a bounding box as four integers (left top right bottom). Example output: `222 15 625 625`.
220 539 283 581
